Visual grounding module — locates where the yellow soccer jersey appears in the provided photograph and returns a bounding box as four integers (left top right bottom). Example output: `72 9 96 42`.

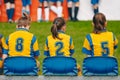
44 31 74 57
82 31 118 57
3 28 40 57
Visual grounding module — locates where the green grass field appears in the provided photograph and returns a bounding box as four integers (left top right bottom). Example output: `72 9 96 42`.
0 21 120 75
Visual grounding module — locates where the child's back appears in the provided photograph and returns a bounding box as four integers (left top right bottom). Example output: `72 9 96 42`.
82 13 118 57
83 31 118 56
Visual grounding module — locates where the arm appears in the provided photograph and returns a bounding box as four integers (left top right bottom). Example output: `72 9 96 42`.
69 37 75 56
44 38 50 56
2 54 8 60
113 35 118 49
32 36 40 60
82 34 93 56
1 37 9 60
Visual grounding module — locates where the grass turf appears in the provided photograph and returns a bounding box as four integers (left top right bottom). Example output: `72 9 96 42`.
0 21 120 75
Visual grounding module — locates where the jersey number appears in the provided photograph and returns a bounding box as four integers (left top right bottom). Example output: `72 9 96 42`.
101 42 109 56
55 42 64 56
16 38 23 52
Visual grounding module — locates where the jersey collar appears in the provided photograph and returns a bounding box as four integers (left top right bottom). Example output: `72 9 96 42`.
58 30 65 34
16 28 29 32
101 28 107 32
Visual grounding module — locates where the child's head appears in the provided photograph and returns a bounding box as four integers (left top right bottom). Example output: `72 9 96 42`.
92 13 107 34
51 17 66 39
17 13 31 30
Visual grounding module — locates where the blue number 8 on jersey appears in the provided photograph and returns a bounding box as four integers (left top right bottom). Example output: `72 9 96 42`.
16 38 24 52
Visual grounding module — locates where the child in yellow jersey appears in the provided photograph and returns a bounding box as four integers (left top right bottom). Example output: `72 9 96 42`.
2 13 40 66
44 17 81 75
82 13 118 57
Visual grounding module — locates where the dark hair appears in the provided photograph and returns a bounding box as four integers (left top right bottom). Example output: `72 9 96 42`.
17 13 31 28
51 17 66 40
93 13 106 34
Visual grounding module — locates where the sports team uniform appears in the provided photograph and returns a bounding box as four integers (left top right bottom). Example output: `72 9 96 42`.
4 0 14 3
67 0 79 3
3 28 40 58
82 31 118 57
44 31 74 57
22 0 31 7
91 0 99 5
50 0 63 2
39 0 48 3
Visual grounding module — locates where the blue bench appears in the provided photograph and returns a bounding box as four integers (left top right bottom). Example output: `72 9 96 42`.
4 56 38 76
82 57 118 76
42 56 78 76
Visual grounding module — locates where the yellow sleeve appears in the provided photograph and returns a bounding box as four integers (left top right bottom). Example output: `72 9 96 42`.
69 40 74 50
69 37 74 56
1 37 8 50
44 38 50 56
33 39 39 51
44 44 49 51
82 35 93 55
83 38 91 50
44 38 49 51
114 36 118 49
32 36 40 56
